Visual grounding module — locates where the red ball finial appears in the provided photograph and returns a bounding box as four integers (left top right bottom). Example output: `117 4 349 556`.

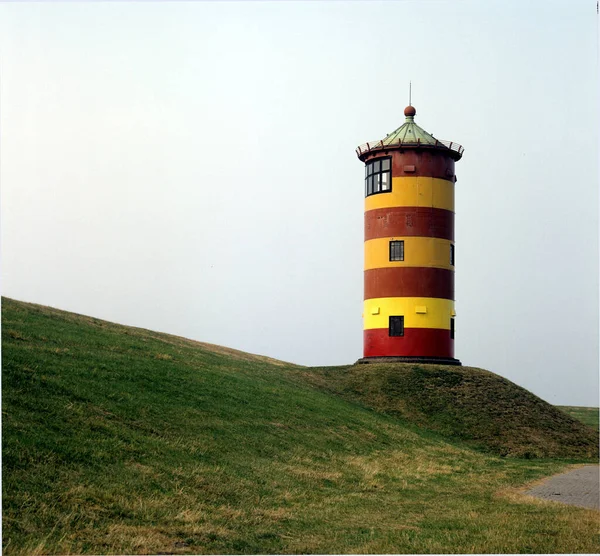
404 105 416 117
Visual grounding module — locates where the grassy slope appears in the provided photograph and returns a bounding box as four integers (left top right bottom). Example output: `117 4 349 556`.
288 365 599 459
558 406 600 430
2 297 599 555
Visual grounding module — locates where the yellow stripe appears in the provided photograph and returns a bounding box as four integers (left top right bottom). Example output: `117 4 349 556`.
365 177 454 212
365 237 454 270
364 297 454 330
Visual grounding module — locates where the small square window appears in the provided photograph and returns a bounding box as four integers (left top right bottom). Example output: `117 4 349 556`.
389 316 404 337
390 240 404 261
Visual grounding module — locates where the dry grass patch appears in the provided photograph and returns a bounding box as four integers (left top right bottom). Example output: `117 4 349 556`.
252 507 291 522
282 464 343 482
6 330 29 341
104 524 175 553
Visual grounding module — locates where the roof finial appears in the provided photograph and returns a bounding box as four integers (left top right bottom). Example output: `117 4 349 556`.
404 82 416 119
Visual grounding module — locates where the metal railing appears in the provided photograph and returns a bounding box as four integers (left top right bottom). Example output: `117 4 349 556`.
356 138 464 157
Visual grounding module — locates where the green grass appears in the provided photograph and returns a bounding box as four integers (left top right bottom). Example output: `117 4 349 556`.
557 406 600 430
2 297 599 555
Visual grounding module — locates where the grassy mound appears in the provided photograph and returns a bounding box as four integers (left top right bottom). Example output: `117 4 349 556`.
2 297 599 555
290 364 599 459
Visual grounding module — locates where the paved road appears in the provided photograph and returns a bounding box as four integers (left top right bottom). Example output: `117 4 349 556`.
526 465 599 510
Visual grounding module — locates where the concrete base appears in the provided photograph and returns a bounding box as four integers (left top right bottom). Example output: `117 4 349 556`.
356 356 462 366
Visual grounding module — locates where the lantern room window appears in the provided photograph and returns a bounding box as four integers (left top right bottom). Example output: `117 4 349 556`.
365 157 391 197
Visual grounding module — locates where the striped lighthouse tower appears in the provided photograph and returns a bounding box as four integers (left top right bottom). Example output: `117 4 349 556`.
356 104 464 365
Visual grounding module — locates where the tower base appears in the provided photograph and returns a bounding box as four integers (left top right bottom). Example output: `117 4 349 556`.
356 356 462 366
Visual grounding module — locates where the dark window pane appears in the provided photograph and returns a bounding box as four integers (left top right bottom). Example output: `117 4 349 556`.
390 240 404 261
450 244 455 266
450 318 455 339
389 316 404 337
382 158 390 171
367 175 373 195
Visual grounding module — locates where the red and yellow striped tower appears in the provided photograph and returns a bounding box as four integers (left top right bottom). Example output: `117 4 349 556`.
356 105 464 365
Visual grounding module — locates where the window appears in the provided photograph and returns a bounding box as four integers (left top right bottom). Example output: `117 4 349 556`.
365 157 391 197
389 316 404 337
450 244 455 266
450 318 455 339
389 240 404 261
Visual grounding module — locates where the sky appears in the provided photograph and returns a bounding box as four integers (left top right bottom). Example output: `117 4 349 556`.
1 0 598 406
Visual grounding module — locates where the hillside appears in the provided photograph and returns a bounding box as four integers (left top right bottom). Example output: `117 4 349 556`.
2 297 599 555
288 364 598 459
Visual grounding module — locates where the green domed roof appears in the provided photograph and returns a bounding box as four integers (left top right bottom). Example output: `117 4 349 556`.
382 109 438 146
356 105 464 161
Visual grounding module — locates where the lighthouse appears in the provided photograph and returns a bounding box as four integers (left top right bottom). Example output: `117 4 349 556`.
356 104 464 365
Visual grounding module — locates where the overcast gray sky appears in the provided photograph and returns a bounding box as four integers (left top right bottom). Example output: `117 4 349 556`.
1 0 598 406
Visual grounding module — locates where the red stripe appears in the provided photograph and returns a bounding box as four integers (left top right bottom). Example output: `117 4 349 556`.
391 150 456 180
364 328 454 358
365 207 454 241
365 267 454 300
361 149 459 172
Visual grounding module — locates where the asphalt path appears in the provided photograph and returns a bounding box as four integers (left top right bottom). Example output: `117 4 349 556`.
525 465 599 510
